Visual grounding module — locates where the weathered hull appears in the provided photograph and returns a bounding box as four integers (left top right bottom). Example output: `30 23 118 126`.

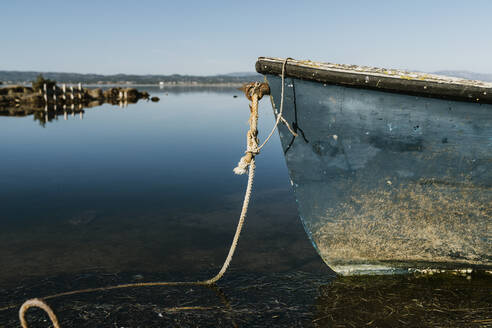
261 67 491 274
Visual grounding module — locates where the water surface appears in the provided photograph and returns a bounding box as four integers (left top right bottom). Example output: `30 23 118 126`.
0 87 490 327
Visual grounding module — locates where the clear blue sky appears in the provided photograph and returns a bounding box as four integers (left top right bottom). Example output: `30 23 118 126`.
1 0 491 75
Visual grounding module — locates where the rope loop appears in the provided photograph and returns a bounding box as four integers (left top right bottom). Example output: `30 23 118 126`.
19 298 61 328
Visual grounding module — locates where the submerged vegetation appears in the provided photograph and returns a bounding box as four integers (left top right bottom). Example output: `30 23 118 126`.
314 271 492 327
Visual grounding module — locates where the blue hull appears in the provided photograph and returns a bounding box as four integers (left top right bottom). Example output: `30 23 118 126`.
265 74 491 274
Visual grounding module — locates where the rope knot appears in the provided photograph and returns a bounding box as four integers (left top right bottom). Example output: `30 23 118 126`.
240 82 270 102
246 149 259 156
233 82 269 175
234 58 297 175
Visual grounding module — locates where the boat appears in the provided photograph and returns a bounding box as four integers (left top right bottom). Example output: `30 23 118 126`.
256 57 492 274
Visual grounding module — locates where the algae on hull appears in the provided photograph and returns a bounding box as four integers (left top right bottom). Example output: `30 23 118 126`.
313 179 491 269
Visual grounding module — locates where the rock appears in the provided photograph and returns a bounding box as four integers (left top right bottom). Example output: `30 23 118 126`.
103 88 119 99
87 88 103 99
86 100 103 108
22 94 44 106
7 85 25 94
68 210 97 226
150 96 160 102
133 274 144 280
123 88 139 101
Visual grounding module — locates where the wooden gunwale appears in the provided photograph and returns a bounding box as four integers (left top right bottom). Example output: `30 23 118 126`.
256 57 492 104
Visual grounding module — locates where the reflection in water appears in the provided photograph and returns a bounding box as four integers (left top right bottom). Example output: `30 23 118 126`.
45 105 84 125
157 86 243 95
0 101 138 127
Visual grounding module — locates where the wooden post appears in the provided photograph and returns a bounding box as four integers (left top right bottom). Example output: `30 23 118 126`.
78 83 82 100
43 84 48 104
53 85 56 102
70 86 74 100
62 84 66 100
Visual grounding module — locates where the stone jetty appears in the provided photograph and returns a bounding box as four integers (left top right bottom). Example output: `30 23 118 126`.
0 75 159 125
0 85 150 110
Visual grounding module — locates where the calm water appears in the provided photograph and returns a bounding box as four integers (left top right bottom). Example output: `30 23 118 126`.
0 87 490 327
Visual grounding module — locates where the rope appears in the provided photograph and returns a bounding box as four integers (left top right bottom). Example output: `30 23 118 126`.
257 57 297 152
233 83 261 175
203 159 255 284
10 81 265 328
232 66 296 176
19 299 60 328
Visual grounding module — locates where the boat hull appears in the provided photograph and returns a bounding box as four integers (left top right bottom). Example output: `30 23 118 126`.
265 74 491 274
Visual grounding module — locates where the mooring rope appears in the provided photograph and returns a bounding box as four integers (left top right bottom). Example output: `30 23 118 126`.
19 299 60 328
12 81 270 328
233 66 297 175
257 57 297 152
233 82 263 174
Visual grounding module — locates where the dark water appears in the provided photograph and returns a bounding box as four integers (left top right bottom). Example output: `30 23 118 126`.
0 87 490 327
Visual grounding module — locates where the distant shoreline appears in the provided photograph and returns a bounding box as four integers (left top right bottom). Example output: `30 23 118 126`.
0 70 263 87
1 82 247 88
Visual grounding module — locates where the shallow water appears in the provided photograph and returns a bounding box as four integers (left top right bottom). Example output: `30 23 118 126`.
0 87 490 327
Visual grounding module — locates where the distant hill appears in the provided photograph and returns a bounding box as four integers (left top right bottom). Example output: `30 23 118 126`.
0 71 262 85
1 69 490 85
433 70 492 82
223 72 262 77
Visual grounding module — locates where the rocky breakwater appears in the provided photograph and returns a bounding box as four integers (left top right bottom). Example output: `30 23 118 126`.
0 75 158 126
0 75 160 126
0 85 151 110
